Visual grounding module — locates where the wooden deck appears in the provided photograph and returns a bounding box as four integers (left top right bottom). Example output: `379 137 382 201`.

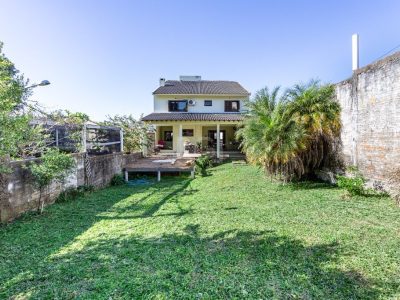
124 156 195 181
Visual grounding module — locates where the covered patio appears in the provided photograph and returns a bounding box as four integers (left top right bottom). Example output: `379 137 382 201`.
142 113 244 159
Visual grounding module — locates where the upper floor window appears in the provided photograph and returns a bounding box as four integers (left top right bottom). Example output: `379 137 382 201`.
225 100 240 112
204 100 212 106
168 100 188 112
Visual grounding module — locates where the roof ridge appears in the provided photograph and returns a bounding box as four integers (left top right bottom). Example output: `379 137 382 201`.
165 79 238 82
153 80 250 95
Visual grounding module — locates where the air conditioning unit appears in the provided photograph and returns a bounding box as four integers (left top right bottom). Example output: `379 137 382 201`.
188 99 196 106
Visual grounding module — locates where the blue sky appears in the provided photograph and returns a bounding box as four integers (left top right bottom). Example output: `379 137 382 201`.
1 0 399 121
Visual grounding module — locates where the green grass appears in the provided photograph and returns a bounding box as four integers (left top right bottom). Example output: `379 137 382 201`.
1 163 400 299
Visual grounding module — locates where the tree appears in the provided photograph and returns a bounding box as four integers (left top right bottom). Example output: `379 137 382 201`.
29 148 75 213
285 81 342 174
0 42 45 172
237 87 306 180
103 114 150 153
237 81 341 181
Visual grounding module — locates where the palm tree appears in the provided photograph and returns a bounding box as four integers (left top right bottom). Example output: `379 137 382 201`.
237 87 306 180
285 81 341 174
238 81 342 181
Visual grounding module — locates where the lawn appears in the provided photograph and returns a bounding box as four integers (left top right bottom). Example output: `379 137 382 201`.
1 163 400 299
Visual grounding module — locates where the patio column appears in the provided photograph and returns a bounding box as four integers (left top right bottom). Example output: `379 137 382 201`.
155 126 160 143
216 123 220 159
178 124 183 155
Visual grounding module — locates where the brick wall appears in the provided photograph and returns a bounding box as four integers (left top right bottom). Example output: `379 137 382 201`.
0 152 141 223
335 51 400 185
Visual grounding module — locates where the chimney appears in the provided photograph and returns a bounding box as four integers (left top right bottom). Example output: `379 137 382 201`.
159 78 166 86
352 34 359 71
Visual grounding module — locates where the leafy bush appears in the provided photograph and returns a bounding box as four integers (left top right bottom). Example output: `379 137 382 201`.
110 174 125 186
195 155 213 176
29 148 75 213
0 42 48 167
336 167 365 196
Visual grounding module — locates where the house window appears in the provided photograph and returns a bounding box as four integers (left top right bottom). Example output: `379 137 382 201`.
164 131 173 141
162 130 173 150
168 100 188 112
204 100 212 106
225 100 240 112
182 129 194 137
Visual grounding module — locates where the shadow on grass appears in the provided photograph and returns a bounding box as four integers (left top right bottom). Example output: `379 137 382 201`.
4 226 394 299
141 179 193 218
97 179 196 221
0 178 192 298
284 181 337 191
0 175 398 299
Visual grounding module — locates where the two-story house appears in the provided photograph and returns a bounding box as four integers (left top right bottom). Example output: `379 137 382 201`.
142 76 250 158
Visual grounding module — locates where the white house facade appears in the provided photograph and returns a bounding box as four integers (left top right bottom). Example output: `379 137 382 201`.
142 76 250 158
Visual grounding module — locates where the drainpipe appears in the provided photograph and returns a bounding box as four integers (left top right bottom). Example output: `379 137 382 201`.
178 124 183 156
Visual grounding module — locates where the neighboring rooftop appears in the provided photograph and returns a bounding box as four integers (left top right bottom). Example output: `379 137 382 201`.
142 112 244 122
153 77 250 95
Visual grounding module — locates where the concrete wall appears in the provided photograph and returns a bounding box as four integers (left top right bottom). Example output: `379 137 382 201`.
154 95 248 113
0 152 141 223
335 51 400 185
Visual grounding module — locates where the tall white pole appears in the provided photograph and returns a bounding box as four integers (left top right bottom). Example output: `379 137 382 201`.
352 34 359 71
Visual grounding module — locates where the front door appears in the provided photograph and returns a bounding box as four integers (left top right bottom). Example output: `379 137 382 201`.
163 131 173 150
207 130 225 150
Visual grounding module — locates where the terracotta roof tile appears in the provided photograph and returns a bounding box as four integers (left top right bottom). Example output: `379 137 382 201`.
153 80 250 95
142 113 244 122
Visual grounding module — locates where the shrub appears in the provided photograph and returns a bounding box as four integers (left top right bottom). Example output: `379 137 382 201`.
29 149 75 213
195 154 213 176
110 174 125 186
336 167 365 196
